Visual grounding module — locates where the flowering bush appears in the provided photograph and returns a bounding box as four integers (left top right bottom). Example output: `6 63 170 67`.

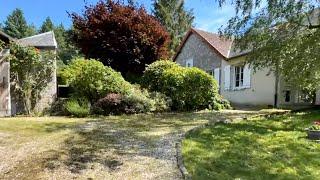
92 87 171 115
92 93 125 115
9 42 54 114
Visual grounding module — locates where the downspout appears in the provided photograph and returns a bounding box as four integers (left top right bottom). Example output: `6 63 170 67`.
274 61 279 108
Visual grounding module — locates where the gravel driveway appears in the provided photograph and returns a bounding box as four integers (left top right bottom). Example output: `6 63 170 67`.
0 110 280 179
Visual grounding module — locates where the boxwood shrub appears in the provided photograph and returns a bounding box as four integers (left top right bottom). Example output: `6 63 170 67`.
142 60 230 111
61 58 132 102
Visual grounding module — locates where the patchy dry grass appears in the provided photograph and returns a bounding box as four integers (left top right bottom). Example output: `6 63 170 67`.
0 113 216 180
0 109 281 179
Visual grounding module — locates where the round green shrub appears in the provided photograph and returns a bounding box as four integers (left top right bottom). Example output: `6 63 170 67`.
142 61 229 111
160 66 186 110
183 68 219 110
141 60 180 92
61 58 132 101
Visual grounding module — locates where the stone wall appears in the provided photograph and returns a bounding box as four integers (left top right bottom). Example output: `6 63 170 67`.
175 34 223 71
0 60 11 116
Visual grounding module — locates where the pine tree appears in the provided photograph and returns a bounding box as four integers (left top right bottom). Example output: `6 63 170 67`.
26 23 37 36
153 0 194 56
3 8 35 38
40 17 54 33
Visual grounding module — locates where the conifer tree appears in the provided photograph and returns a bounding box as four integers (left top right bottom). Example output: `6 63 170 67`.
153 0 194 56
3 8 35 38
40 17 54 33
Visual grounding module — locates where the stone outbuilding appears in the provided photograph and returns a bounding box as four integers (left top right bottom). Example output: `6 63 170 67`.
0 31 57 116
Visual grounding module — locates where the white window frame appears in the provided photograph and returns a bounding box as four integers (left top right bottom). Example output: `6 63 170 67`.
234 66 244 89
186 59 193 67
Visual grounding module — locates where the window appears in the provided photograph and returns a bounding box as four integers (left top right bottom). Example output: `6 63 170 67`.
186 59 193 67
206 69 214 77
285 90 291 102
234 66 244 88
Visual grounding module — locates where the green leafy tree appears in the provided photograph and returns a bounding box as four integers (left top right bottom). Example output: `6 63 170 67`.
8 43 55 114
55 25 81 65
218 0 320 104
3 8 36 38
41 20 81 67
153 0 194 56
40 17 54 33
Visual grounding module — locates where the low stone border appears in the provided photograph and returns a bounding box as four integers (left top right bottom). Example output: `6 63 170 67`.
176 123 209 180
175 110 290 179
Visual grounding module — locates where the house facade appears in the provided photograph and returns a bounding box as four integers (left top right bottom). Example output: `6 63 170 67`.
174 28 318 108
0 31 57 116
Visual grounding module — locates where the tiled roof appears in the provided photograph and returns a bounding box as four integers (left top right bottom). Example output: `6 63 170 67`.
0 30 14 42
173 28 248 61
17 31 57 49
192 28 233 58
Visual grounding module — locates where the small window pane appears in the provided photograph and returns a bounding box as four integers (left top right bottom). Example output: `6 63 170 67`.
235 66 244 88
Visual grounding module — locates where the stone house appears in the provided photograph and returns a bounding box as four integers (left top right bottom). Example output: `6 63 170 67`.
174 28 319 108
0 31 57 116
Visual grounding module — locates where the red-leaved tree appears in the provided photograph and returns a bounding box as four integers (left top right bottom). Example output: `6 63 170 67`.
70 0 170 76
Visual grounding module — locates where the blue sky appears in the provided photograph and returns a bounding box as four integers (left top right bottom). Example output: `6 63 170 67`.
0 0 235 32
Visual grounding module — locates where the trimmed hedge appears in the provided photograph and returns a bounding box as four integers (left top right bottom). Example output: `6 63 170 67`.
142 61 230 111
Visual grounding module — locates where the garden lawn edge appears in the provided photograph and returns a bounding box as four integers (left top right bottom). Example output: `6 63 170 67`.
177 110 291 179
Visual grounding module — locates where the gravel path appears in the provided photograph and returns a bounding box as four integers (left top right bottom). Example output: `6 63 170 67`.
66 120 191 180
33 113 211 180
0 110 280 179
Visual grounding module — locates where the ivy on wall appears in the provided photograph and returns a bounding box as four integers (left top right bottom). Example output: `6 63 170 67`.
8 43 55 114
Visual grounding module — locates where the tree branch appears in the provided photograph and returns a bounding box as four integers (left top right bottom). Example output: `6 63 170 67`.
308 24 320 29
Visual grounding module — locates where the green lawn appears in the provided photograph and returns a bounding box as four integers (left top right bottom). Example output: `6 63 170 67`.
182 110 320 179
